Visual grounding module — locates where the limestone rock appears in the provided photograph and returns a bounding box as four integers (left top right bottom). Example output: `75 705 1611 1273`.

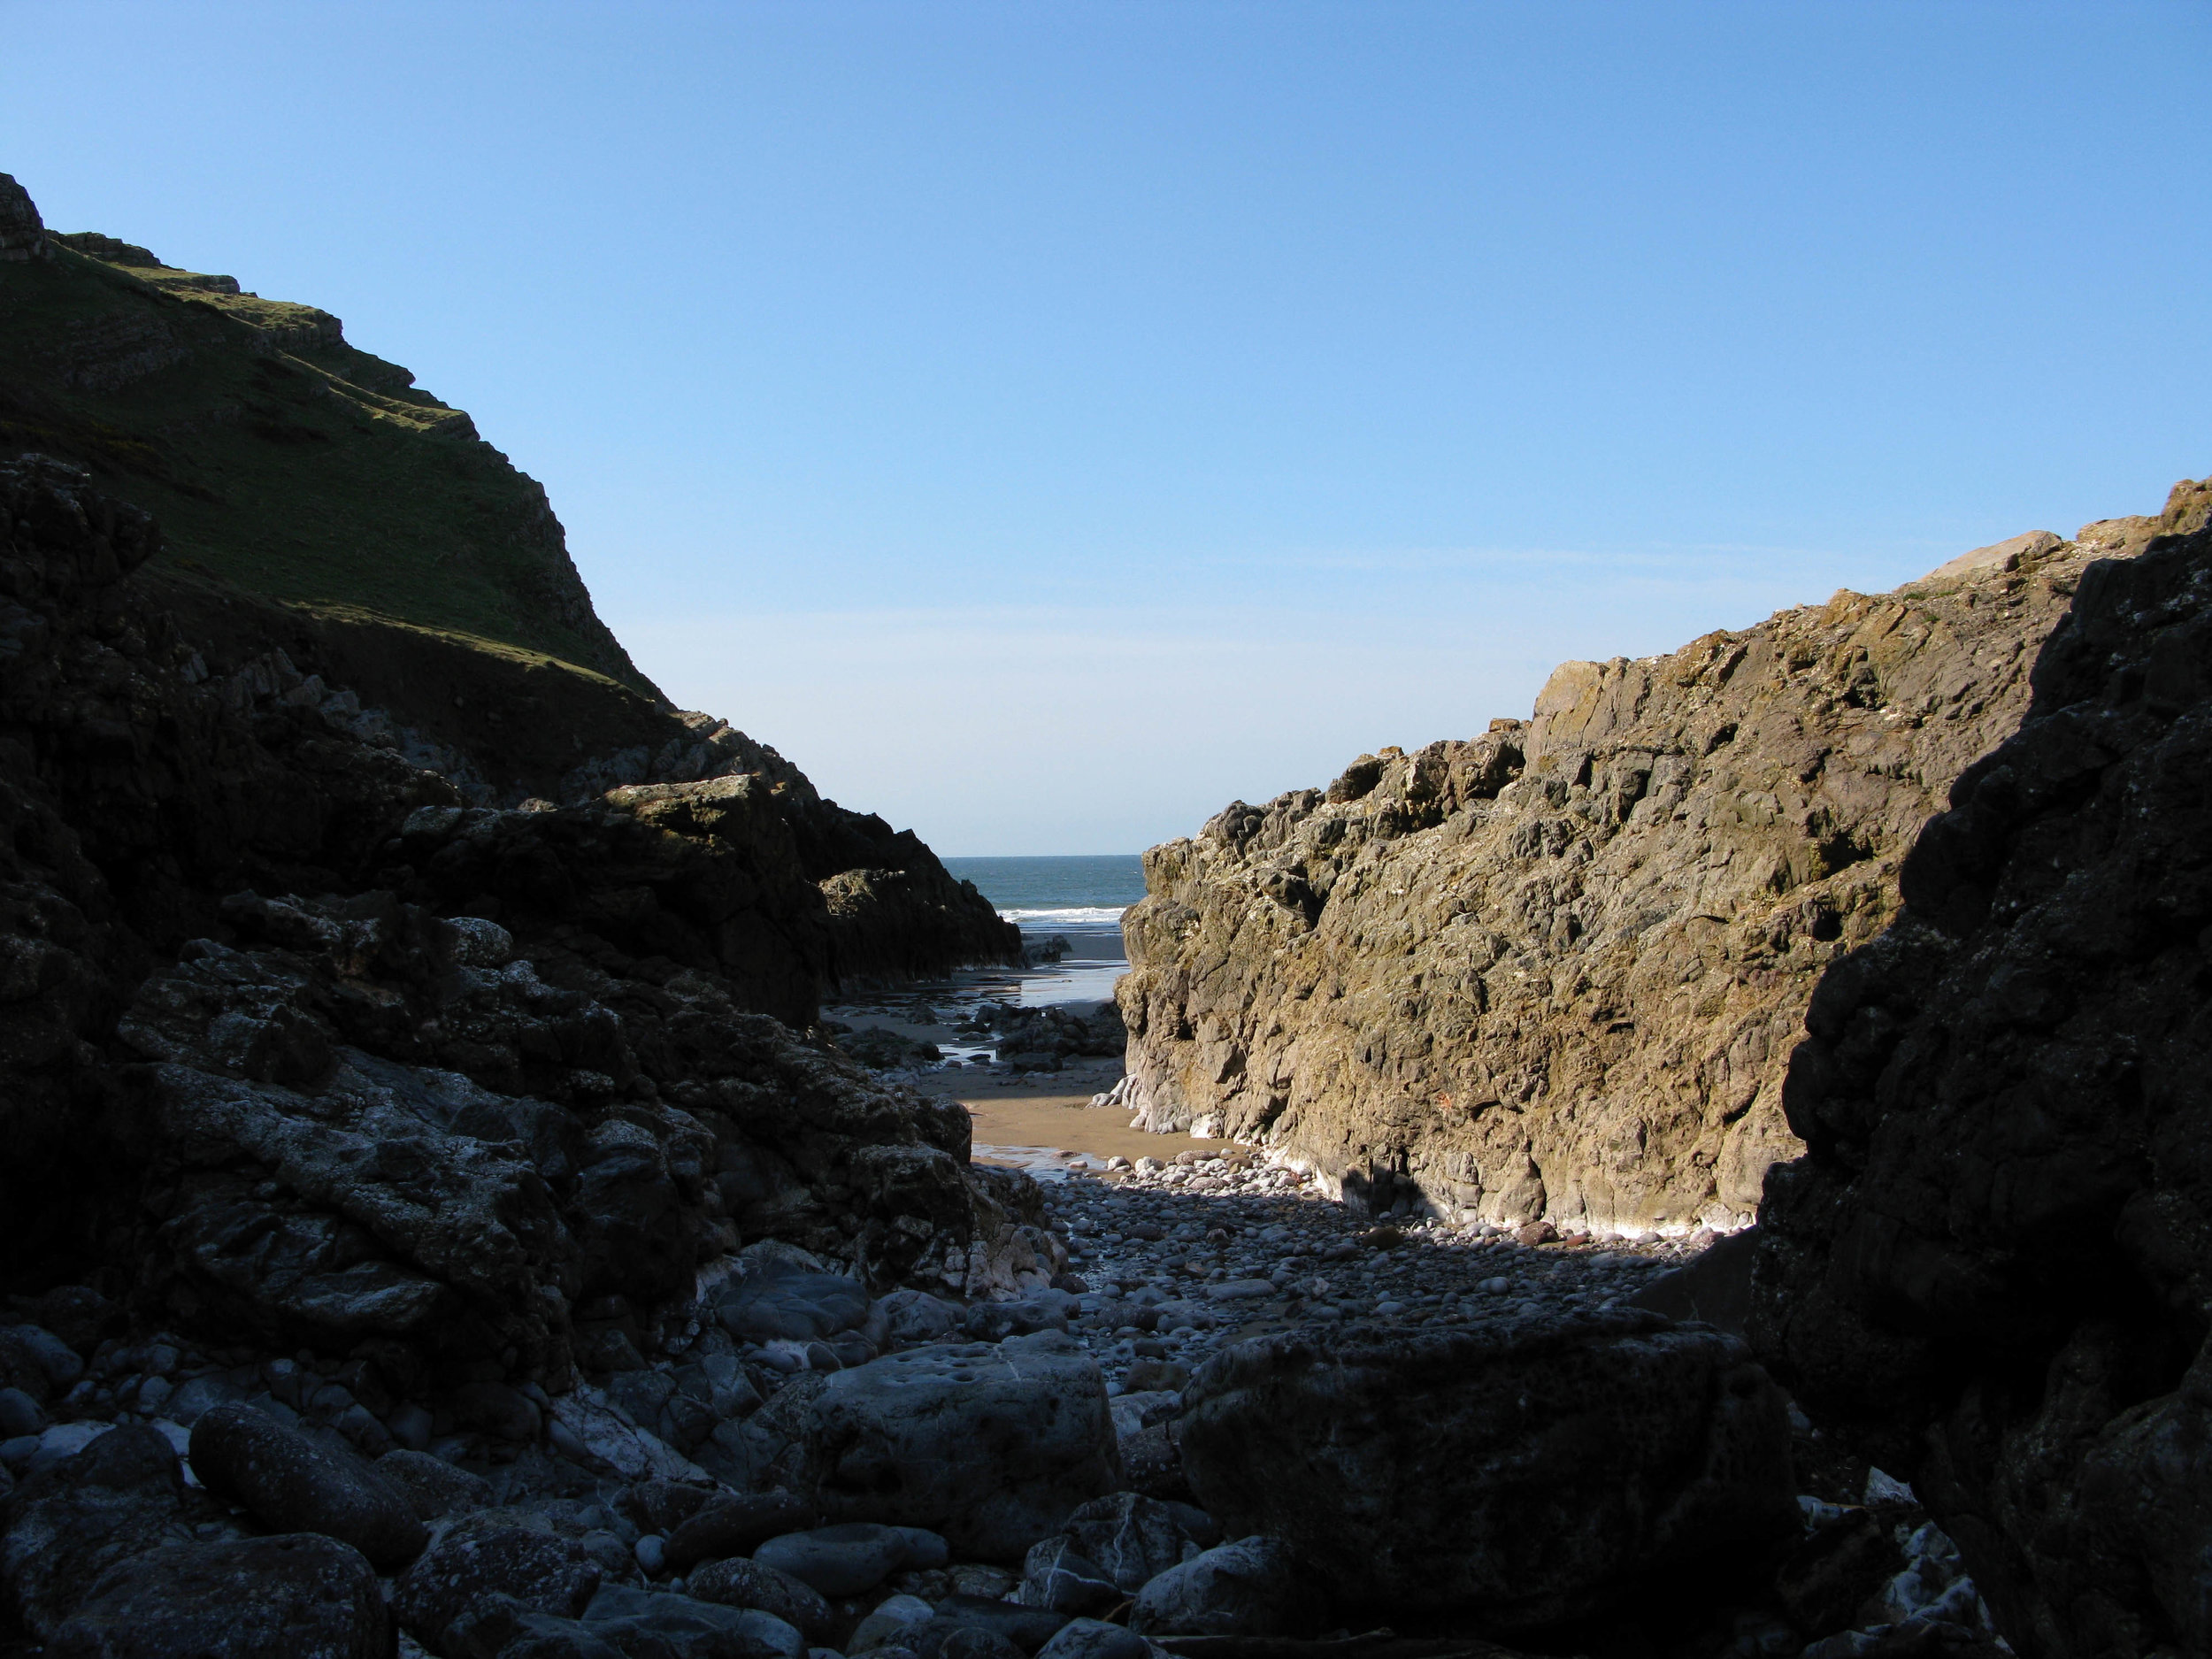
1753 511 2212 1658
1118 524 2146 1235
1176 1310 1797 1628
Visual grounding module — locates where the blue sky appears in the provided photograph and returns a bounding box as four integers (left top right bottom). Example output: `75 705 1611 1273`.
6 2 2208 853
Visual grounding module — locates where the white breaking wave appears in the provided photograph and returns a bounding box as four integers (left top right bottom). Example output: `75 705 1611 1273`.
999 906 1130 926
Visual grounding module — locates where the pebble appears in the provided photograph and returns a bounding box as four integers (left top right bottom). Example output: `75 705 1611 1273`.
1040 1152 1717 1390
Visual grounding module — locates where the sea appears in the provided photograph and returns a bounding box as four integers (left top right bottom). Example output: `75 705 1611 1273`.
941 854 1146 1009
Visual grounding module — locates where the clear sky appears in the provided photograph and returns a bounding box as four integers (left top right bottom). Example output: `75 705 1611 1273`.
6 2 2208 854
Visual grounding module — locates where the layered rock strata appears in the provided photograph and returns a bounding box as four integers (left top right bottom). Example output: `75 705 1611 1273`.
1752 511 2212 1658
1117 489 2211 1233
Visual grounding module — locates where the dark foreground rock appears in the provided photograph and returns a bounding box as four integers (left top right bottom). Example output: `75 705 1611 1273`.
1754 512 2212 1656
188 1402 424 1568
0 454 1063 1388
1178 1309 1798 1629
801 1332 1122 1558
47 1532 390 1659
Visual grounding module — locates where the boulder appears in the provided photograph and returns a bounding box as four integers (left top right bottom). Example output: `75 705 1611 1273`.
0 1386 45 1439
1032 1620 1150 1659
847 1592 937 1655
45 1532 389 1659
376 1447 495 1521
0 1425 187 1640
1753 512 2212 1658
1018 1537 1122 1616
1058 1492 1203 1593
188 1402 425 1569
687 1556 835 1642
877 1290 962 1347
801 1332 1120 1558
1125 1537 1320 1638
1626 1226 1760 1333
753 1522 949 1597
927 1629 1030 1659
1178 1310 1797 1628
718 1272 879 1348
396 1523 602 1653
579 1583 807 1659
664 1491 819 1572
444 1594 627 1659
918 1594 1074 1656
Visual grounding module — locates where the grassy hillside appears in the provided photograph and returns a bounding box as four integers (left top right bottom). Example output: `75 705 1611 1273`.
0 190 662 703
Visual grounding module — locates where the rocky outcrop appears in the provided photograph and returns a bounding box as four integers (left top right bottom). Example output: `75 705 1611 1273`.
1117 499 2195 1233
0 455 1046 1388
0 173 1018 988
1752 511 2212 1658
0 175 49 264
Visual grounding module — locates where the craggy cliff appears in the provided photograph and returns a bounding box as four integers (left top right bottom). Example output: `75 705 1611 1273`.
0 173 1018 992
1119 480 2212 1234
1752 512 2212 1658
0 455 1052 1361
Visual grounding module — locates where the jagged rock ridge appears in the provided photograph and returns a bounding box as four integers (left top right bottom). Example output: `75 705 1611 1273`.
1118 480 2210 1233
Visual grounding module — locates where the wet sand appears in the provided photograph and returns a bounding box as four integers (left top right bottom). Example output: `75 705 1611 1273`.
909 1061 1216 1172
829 1003 1218 1175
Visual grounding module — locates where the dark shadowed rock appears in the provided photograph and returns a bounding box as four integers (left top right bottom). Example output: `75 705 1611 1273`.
579 1583 806 1659
801 1332 1120 1558
46 1532 389 1659
445 1592 627 1659
0 1425 187 1640
753 1522 949 1597
930 1628 1031 1659
664 1491 820 1572
377 1447 495 1521
1179 1310 1796 1628
717 1272 877 1346
188 1402 424 1569
1126 1538 1322 1639
687 1556 835 1643
1018 1537 1121 1616
1627 1225 1761 1333
1059 1492 1205 1593
1753 507 2212 1658
918 1597 1072 1657
396 1523 603 1653
1033 1620 1150 1659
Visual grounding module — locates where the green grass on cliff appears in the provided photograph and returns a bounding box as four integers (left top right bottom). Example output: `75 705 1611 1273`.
0 240 664 703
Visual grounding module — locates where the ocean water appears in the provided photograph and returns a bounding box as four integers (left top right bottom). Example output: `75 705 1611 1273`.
942 854 1146 1007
